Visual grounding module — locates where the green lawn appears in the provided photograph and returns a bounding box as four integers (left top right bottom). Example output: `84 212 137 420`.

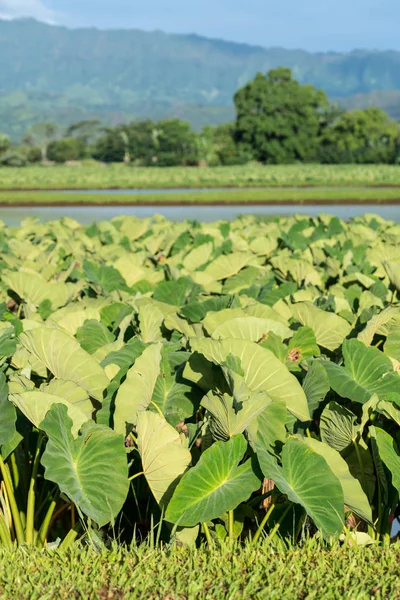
0 541 399 599
1 187 400 205
2 163 400 190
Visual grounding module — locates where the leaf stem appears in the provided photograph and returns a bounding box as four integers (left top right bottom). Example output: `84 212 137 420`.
252 503 275 545
129 471 144 482
0 455 25 545
228 509 234 541
202 522 213 547
36 490 60 549
26 432 45 545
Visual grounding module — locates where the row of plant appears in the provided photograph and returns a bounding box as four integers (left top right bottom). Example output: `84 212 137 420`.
0 213 400 550
2 163 400 191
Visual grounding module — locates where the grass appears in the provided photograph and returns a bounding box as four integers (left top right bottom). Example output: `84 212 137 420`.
0 540 399 599
2 187 400 206
2 163 400 190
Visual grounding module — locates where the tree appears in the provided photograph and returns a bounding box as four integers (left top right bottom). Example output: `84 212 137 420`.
233 67 329 164
0 134 11 156
154 119 198 166
319 107 400 164
200 124 253 166
22 123 59 162
47 137 85 163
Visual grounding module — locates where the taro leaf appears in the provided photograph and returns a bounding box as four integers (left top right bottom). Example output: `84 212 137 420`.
320 401 357 453
190 337 310 422
83 260 128 292
76 320 114 354
358 306 400 347
40 404 129 528
256 437 344 539
113 343 162 435
203 253 254 282
10 391 91 437
19 327 109 401
153 278 191 306
374 427 400 493
211 317 292 342
383 261 400 292
201 391 270 441
165 434 261 527
0 327 16 359
300 437 372 523
369 426 389 505
384 326 400 362
101 338 147 371
302 360 330 416
286 327 320 364
136 411 191 507
291 302 351 351
180 296 234 323
0 372 17 451
323 339 400 404
138 303 164 343
2 270 75 310
151 354 202 427
250 400 287 467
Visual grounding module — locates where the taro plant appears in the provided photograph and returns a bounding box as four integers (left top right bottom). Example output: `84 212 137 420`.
0 213 400 549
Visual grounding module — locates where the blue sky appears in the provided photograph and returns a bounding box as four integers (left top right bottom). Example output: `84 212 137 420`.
0 0 398 52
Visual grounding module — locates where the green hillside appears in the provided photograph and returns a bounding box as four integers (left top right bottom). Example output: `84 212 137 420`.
1 18 400 138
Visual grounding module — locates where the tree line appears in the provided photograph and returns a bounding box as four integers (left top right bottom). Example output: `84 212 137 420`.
1 67 400 167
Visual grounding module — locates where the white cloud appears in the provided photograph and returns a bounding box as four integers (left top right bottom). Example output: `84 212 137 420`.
0 0 56 23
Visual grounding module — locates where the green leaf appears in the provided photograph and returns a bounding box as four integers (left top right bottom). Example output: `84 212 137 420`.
40 404 129 527
210 316 292 342
165 435 261 527
323 339 400 404
291 302 351 351
257 437 344 538
151 354 202 427
375 427 400 493
300 437 372 523
190 337 310 421
302 361 330 415
136 411 191 507
19 327 109 401
10 390 91 437
76 320 114 354
0 372 16 451
113 343 162 434
320 401 357 453
83 260 128 292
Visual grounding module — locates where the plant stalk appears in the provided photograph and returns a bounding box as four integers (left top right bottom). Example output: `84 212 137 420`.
252 503 275 545
0 455 25 544
202 522 213 547
228 509 234 541
36 490 60 549
26 432 45 545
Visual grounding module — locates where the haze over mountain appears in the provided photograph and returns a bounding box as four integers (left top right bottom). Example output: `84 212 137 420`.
1 18 400 139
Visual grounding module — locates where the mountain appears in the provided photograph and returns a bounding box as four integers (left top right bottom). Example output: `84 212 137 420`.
1 18 400 139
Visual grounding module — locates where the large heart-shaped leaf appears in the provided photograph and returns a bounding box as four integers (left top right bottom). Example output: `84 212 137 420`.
190 337 309 421
291 302 351 351
323 339 400 404
40 404 129 527
256 437 344 538
113 343 162 434
19 327 109 401
136 411 191 507
166 435 261 527
374 427 400 493
10 391 90 437
300 437 372 523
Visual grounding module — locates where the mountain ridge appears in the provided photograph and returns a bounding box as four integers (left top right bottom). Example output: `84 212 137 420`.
1 18 400 139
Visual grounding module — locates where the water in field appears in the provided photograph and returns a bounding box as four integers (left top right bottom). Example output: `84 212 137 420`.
1 204 400 226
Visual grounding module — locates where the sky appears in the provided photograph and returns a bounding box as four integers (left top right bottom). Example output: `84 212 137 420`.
0 0 398 52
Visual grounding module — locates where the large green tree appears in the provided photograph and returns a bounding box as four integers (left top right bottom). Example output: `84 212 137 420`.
320 107 400 164
233 67 329 164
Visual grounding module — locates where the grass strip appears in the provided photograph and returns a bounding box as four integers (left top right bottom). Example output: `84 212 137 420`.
2 188 400 206
0 541 399 599
3 164 400 190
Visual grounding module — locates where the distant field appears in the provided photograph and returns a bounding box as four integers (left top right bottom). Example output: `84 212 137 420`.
2 163 400 190
1 187 400 205
1 542 399 599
